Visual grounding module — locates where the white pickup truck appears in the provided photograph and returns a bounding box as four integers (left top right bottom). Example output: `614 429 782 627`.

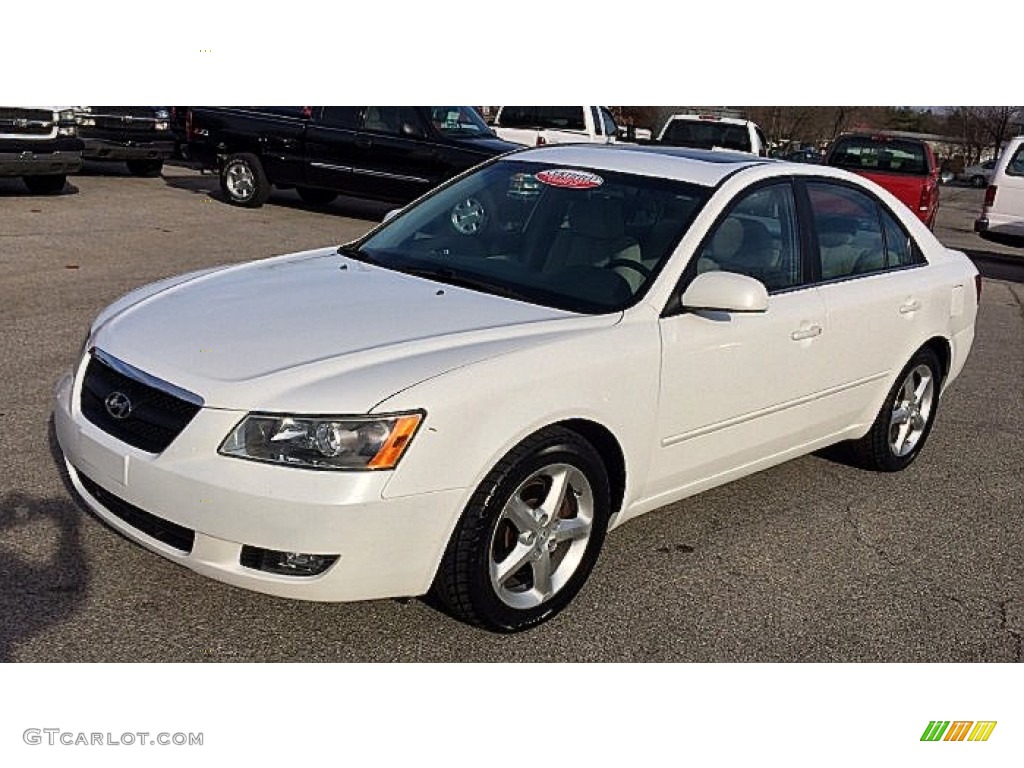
490 106 619 146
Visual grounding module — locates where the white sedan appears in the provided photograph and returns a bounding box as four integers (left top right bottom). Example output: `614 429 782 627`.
55 145 979 632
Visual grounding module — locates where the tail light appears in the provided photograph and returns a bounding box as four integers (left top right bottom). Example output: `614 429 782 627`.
918 183 932 212
974 273 983 303
983 184 997 208
536 135 547 146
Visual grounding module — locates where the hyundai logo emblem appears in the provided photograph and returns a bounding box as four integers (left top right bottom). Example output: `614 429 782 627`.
104 391 133 420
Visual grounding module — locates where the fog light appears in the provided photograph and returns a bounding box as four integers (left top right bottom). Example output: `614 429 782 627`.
240 546 339 576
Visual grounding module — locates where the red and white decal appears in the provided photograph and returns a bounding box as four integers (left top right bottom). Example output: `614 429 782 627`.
535 169 604 190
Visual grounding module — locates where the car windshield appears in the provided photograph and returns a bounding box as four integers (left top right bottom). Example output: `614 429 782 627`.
355 159 711 314
662 119 752 152
827 136 928 175
426 107 493 138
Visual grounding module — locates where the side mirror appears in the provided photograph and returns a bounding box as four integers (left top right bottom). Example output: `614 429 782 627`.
400 122 426 139
383 208 402 223
680 271 769 313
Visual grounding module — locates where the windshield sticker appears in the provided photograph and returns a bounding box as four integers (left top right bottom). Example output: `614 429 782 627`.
535 169 604 190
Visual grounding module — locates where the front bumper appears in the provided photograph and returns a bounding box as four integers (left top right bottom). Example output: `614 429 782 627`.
0 150 82 177
82 138 175 161
53 366 465 602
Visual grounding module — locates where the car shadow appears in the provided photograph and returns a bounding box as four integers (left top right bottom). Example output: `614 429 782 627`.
0 421 89 661
0 178 80 198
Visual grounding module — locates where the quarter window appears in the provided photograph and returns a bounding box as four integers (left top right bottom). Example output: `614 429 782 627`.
696 182 803 291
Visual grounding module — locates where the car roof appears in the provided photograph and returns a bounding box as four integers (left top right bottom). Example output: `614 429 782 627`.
506 144 769 187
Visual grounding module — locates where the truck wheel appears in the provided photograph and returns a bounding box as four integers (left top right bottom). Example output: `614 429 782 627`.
220 153 271 207
126 159 164 177
23 175 67 195
296 187 339 206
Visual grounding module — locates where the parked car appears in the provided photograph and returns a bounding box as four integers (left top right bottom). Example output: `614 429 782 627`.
824 132 940 229
656 114 768 156
0 106 83 194
777 147 822 164
490 106 619 146
55 145 979 632
186 106 520 207
74 106 175 176
975 135 1024 244
961 158 996 188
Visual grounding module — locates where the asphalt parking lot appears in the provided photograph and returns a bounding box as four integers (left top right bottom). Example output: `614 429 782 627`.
1 164 1021 662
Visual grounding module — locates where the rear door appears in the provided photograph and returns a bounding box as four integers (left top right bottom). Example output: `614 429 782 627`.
304 106 363 192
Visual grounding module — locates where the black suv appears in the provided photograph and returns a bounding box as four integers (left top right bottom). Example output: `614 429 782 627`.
185 106 521 207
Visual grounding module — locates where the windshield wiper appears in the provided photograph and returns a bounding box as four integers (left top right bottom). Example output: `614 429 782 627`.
399 265 532 302
336 244 379 265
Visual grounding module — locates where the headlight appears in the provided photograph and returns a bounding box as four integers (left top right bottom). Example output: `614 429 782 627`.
154 120 170 131
57 109 78 136
219 412 423 470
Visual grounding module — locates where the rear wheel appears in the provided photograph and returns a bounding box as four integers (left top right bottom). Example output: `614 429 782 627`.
22 175 66 195
433 427 610 632
220 153 270 207
849 347 942 471
126 159 164 177
296 187 339 206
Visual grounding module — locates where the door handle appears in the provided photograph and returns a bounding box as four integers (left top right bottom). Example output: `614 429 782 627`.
790 325 822 341
899 299 922 314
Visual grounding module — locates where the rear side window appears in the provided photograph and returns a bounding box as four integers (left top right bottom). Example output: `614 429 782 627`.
827 136 928 175
697 182 802 291
808 182 922 278
534 107 586 131
1007 145 1024 177
498 106 535 128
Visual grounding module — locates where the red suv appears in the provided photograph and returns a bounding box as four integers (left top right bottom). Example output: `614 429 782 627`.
824 133 940 229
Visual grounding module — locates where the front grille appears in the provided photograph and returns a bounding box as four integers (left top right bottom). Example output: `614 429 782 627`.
80 351 202 453
0 107 53 136
78 470 195 553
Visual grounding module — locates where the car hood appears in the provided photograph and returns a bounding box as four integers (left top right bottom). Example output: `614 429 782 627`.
90 248 617 412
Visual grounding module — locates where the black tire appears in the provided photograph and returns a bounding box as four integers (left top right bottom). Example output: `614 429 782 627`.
22 175 66 195
296 187 339 206
219 152 271 207
125 159 164 177
848 347 942 472
433 426 610 632
970 175 986 188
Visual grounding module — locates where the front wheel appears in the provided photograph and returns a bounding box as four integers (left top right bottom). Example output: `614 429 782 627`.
848 347 942 471
220 152 271 207
23 175 66 195
433 427 610 632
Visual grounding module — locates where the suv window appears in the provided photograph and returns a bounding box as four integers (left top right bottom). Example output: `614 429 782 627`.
697 182 802 291
1007 145 1024 177
361 107 424 136
498 106 535 128
827 136 928 175
320 107 360 129
533 107 586 131
662 119 752 153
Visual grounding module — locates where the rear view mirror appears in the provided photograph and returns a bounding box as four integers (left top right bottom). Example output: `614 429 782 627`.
680 271 768 313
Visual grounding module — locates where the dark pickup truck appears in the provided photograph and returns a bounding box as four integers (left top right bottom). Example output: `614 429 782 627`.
74 106 176 177
185 106 521 207
0 106 83 194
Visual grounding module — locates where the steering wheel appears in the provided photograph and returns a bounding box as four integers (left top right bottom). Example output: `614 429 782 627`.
451 197 487 236
605 258 652 279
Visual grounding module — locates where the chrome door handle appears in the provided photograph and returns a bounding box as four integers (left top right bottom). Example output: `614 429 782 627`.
899 299 922 314
790 325 823 341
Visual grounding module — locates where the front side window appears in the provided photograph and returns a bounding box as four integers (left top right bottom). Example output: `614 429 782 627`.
360 107 424 136
696 182 802 291
356 160 711 313
425 107 492 138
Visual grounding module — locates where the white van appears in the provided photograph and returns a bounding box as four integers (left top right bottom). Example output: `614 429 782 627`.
491 106 618 146
975 135 1024 243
